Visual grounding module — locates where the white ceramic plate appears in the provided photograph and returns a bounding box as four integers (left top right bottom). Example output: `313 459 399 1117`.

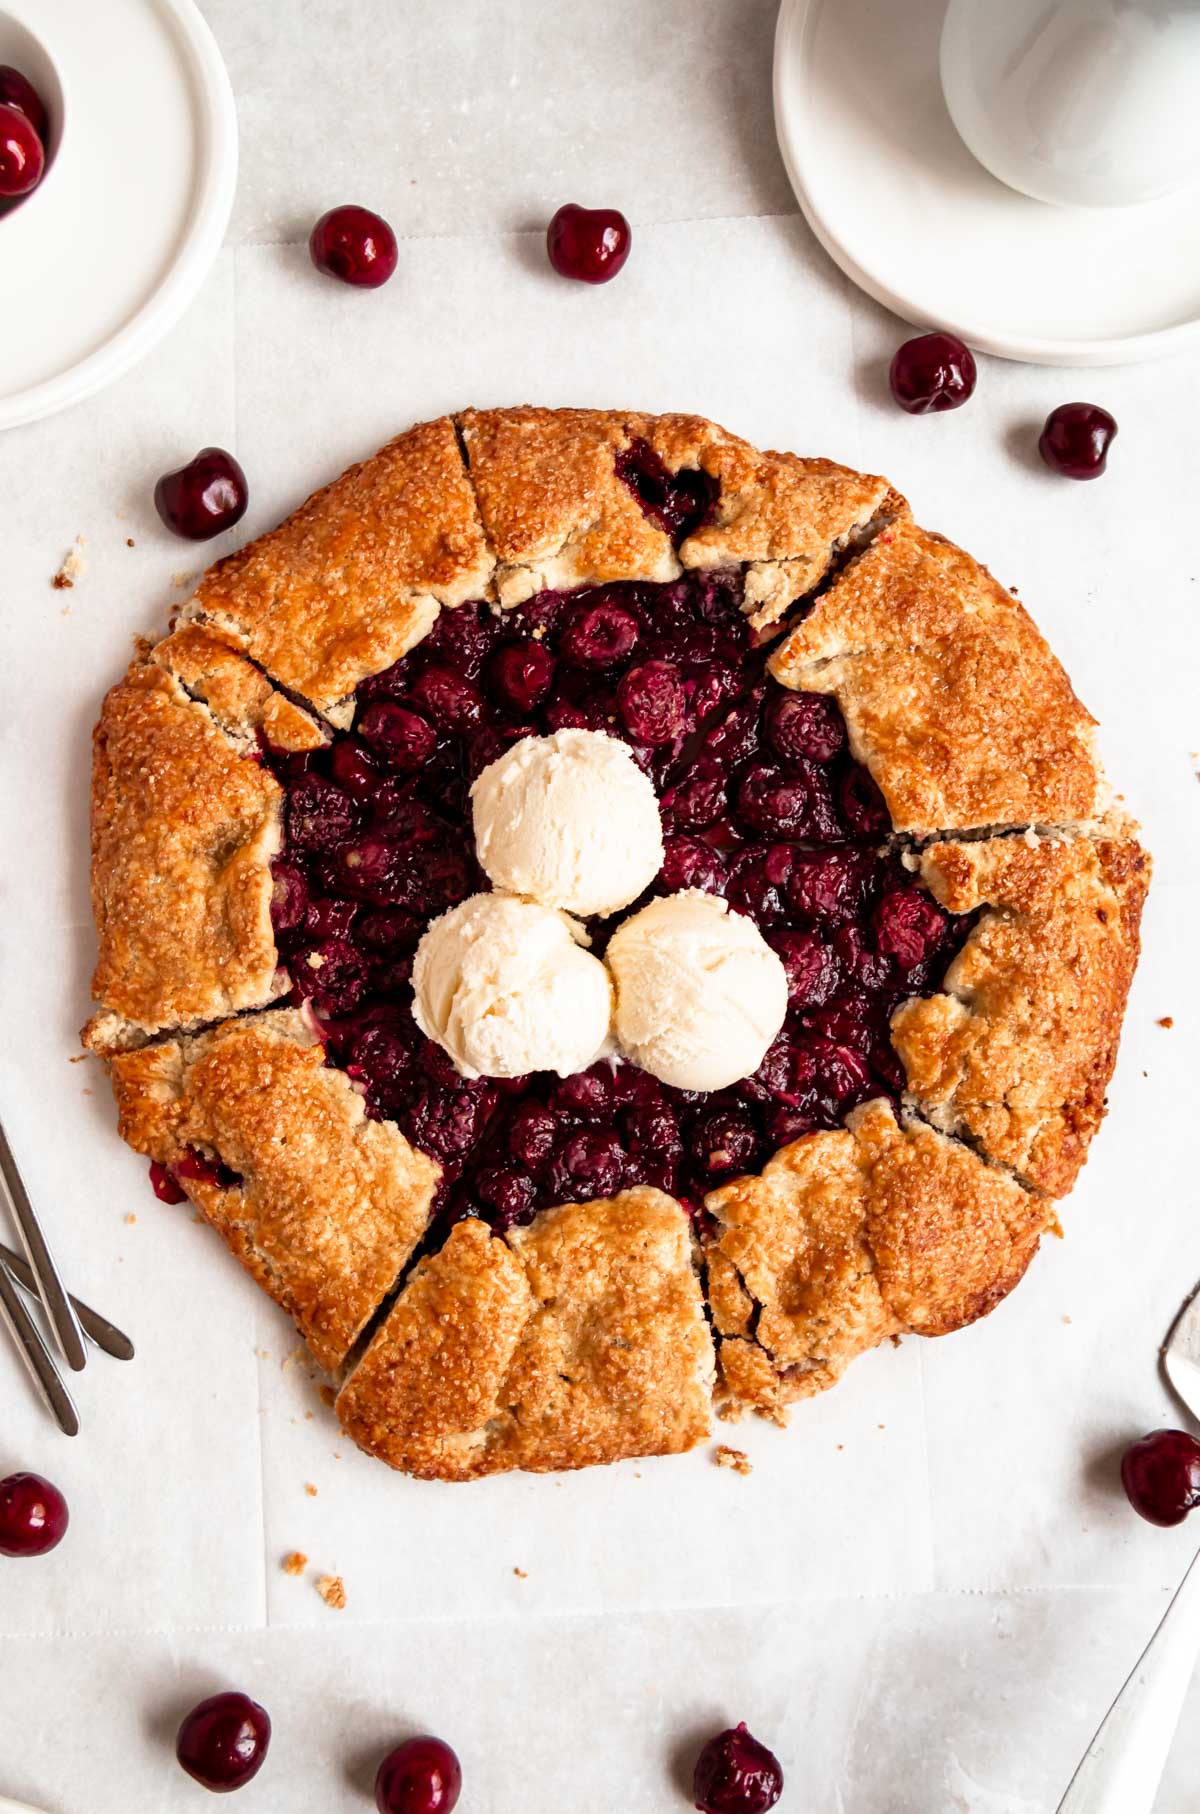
773 0 1200 366
0 0 236 429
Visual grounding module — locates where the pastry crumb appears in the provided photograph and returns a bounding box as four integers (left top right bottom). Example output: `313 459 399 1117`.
125 537 135 548
52 535 86 589
171 569 196 588
282 1550 307 1577
714 1445 752 1477
304 1410 314 1421
316 1573 347 1609
282 1344 306 1370
124 1213 137 1226
513 1566 528 1579
304 1482 317 1498
1158 1016 1175 1029
318 1385 336 1408
1062 1314 1072 1324
255 1347 271 1360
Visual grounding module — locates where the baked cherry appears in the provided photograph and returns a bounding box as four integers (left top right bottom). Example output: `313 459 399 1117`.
309 205 398 288
358 702 438 772
765 688 845 764
176 1691 271 1793
1038 403 1117 480
154 448 248 540
0 102 44 199
487 640 555 715
375 1735 462 1814
0 67 47 140
660 835 726 896
692 1721 784 1814
149 1160 188 1204
889 331 976 415
1121 1429 1200 1527
560 598 640 668
546 202 631 284
874 887 949 971
0 1471 69 1556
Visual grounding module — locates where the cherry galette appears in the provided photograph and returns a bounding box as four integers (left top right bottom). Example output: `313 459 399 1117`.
83 409 1147 1479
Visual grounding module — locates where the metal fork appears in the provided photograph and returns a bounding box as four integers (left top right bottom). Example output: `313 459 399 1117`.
0 1240 133 1362
0 1256 79 1436
0 1117 86 1372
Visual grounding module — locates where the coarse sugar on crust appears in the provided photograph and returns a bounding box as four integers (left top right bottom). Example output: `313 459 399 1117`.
183 417 494 726
630 411 900 627
107 1008 439 1370
458 406 898 626
706 1099 1051 1420
890 823 1150 1196
337 1188 714 1480
82 642 320 1052
456 407 681 606
767 517 1105 834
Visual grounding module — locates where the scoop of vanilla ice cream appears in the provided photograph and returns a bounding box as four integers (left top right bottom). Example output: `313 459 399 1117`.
412 892 613 1080
470 729 665 918
607 890 788 1092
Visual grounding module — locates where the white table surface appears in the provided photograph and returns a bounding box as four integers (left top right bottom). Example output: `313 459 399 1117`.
2 3 1199 1809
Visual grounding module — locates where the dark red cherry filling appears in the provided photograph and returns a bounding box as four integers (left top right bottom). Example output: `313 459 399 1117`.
257 548 973 1234
692 1721 784 1814
615 436 718 545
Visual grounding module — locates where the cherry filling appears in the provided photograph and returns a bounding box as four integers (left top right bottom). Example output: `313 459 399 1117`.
261 565 973 1231
614 437 718 546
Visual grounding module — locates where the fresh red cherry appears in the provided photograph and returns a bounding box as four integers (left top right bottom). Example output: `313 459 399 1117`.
889 331 977 414
0 1471 69 1557
0 67 47 140
1038 402 1117 480
693 1721 784 1814
0 102 44 199
155 447 248 540
176 1691 271 1793
375 1735 462 1814
546 203 632 283
310 205 398 288
1121 1429 1200 1527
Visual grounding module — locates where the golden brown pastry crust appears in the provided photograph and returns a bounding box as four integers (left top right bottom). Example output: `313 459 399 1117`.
458 406 895 625
706 1099 1051 1419
83 408 1147 1478
107 1008 439 1370
337 1189 714 1479
457 407 678 607
184 417 493 726
632 412 899 627
83 636 324 1053
768 518 1105 833
890 825 1150 1195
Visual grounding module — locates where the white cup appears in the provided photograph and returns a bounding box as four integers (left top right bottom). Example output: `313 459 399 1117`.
941 0 1200 208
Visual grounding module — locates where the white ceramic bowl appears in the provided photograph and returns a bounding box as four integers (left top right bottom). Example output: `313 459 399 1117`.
0 0 237 432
